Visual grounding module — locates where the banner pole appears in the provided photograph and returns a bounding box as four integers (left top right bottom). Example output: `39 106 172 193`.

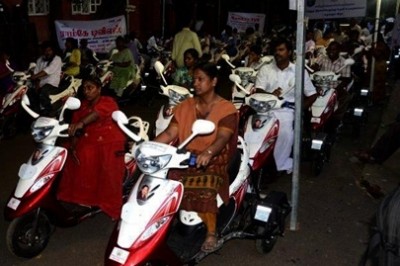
290 0 305 231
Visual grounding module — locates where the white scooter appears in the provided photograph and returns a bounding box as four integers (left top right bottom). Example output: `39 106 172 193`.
105 110 291 265
153 61 192 136
305 57 355 175
0 63 36 138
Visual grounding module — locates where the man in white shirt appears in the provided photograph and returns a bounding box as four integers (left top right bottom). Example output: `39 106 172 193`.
30 41 62 116
255 38 317 174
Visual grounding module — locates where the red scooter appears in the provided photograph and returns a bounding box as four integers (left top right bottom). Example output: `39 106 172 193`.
104 110 291 266
4 95 144 258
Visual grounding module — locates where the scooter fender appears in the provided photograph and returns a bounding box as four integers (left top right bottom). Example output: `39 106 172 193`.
113 175 183 249
310 89 337 130
244 114 279 170
5 147 67 219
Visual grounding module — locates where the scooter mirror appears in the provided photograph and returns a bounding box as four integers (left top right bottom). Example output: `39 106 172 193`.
344 58 355 66
22 94 30 106
154 61 165 75
192 119 215 135
64 97 81 111
21 94 39 119
112 110 129 125
229 74 242 84
177 119 215 150
221 54 230 61
221 54 236 68
260 56 273 64
28 62 37 71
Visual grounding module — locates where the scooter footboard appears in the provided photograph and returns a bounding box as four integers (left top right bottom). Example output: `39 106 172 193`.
167 220 207 262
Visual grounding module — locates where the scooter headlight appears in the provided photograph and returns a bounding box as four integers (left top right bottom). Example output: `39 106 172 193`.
31 126 54 142
249 98 276 113
139 216 170 242
134 150 172 174
30 174 54 194
169 90 190 105
314 74 333 84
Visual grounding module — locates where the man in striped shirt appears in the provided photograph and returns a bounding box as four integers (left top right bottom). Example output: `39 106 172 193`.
314 41 352 129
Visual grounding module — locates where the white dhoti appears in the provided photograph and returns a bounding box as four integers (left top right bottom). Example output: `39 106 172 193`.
271 108 294 172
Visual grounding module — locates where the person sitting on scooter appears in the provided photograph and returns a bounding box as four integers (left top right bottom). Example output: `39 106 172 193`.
155 62 238 252
0 50 14 94
313 41 352 130
29 41 63 116
244 44 262 68
172 48 199 88
57 75 126 220
109 36 137 98
255 38 318 175
63 37 81 77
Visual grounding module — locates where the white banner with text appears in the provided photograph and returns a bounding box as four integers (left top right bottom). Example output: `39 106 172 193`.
227 12 266 33
305 0 366 19
54 16 127 54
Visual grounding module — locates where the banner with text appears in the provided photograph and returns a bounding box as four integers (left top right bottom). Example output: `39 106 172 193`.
305 0 366 19
227 12 265 33
54 16 127 54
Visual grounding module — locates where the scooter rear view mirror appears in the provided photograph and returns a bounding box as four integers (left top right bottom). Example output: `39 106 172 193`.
229 74 242 84
192 119 215 135
21 94 40 119
178 120 215 150
22 94 30 106
154 61 168 85
154 61 165 75
112 110 129 125
112 110 142 142
64 97 81 111
59 97 81 122
221 54 236 68
344 58 355 66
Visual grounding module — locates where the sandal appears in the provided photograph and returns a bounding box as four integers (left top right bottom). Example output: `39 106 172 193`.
201 234 219 252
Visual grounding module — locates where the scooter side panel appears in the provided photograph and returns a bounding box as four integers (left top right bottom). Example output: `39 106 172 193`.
244 115 279 171
5 148 67 220
116 175 183 248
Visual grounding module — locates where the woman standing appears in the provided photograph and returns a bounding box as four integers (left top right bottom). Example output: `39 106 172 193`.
63 37 81 77
57 76 126 219
155 62 238 252
110 36 136 98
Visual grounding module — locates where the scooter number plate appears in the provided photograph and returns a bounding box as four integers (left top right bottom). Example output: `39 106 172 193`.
254 205 272 222
109 247 129 264
311 117 321 124
7 197 21 210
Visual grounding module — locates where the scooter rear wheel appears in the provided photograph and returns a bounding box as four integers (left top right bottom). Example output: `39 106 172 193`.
255 226 278 254
6 211 53 258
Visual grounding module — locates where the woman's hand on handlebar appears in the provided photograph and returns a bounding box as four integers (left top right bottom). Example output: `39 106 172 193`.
68 121 84 137
196 150 213 168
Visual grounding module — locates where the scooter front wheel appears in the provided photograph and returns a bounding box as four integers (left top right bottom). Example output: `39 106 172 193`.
6 211 53 258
